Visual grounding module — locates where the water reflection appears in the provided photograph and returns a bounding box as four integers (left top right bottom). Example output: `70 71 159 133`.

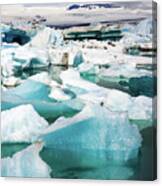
40 148 136 180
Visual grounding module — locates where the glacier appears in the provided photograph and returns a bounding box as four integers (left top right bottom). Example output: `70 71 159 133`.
41 104 142 161
1 143 51 177
1 104 49 143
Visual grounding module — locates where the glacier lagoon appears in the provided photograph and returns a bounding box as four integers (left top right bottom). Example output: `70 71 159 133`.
1 2 156 180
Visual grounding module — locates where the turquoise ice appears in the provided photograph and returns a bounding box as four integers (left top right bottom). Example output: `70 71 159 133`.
41 104 142 161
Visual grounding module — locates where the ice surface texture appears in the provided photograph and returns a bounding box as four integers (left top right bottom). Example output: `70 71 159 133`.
1 105 48 143
41 104 142 161
1 143 51 177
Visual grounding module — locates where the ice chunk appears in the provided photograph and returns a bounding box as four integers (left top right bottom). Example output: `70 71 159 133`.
5 79 52 102
129 96 153 120
49 87 72 101
73 51 84 67
105 89 132 112
1 49 15 77
41 104 142 161
134 18 153 38
1 143 51 177
29 72 52 85
101 63 152 78
2 76 21 87
78 62 100 75
121 18 154 46
2 87 84 121
1 104 49 143
13 46 50 70
27 27 63 48
60 68 106 94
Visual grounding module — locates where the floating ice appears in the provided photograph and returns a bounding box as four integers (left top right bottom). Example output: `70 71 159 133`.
27 27 64 48
78 62 100 75
49 87 72 101
41 104 142 161
2 76 21 87
134 18 153 38
1 49 15 77
13 46 50 70
73 50 84 67
1 80 84 120
29 72 52 85
129 96 153 120
121 18 153 46
60 68 106 94
105 89 132 112
1 143 51 177
5 79 52 102
1 105 49 143
101 63 152 79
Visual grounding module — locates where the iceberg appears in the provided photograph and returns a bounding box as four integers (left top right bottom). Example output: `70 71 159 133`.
1 79 84 121
60 68 107 94
78 62 100 75
100 63 152 79
28 72 52 85
13 46 50 70
49 87 75 101
1 49 15 77
73 50 84 67
41 104 142 161
129 96 153 120
1 104 49 143
1 143 51 177
27 27 64 48
121 18 154 46
2 76 21 87
5 79 53 102
105 89 132 112
134 18 153 39
1 45 50 76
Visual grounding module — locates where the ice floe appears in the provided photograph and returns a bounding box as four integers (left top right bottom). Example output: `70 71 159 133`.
27 27 64 48
1 105 49 143
105 89 132 112
100 63 152 79
41 104 142 161
129 96 153 120
1 143 51 177
60 68 107 94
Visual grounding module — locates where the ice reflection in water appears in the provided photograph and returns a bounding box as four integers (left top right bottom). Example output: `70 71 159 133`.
40 148 136 180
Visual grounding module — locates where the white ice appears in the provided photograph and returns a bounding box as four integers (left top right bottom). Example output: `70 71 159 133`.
1 104 49 143
1 143 51 178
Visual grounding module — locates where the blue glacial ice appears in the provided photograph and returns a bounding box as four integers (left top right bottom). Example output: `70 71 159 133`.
26 27 64 48
41 104 142 161
4 79 53 102
1 104 49 143
121 18 154 46
73 50 84 67
1 143 51 177
1 79 84 120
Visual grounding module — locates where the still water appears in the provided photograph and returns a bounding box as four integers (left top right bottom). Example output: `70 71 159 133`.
1 65 156 180
1 126 155 180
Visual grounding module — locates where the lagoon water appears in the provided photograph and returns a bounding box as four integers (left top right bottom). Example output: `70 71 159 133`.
1 65 155 180
1 126 155 180
1 3 156 179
